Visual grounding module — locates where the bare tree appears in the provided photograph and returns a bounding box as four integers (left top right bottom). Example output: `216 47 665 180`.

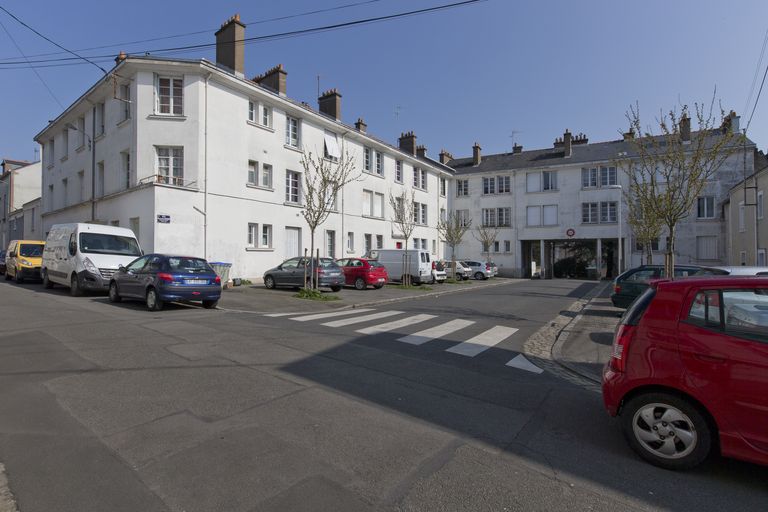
437 211 472 279
389 189 417 286
624 183 663 265
300 144 359 289
473 223 499 263
622 100 743 277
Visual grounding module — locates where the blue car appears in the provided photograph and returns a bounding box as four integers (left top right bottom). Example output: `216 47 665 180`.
108 254 221 311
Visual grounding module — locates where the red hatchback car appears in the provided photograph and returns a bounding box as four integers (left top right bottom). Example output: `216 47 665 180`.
603 276 768 470
336 258 389 290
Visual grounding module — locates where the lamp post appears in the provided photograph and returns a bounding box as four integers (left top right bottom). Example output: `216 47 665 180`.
65 121 96 222
607 184 623 274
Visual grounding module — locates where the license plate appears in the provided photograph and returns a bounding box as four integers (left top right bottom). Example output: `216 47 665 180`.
184 279 208 285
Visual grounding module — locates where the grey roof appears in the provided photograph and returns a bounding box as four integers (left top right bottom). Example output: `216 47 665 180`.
448 132 755 175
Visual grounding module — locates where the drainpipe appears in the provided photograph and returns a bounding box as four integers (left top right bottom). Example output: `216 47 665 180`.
91 105 97 221
203 73 211 259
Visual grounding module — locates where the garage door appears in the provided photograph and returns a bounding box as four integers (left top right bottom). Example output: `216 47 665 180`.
285 227 301 258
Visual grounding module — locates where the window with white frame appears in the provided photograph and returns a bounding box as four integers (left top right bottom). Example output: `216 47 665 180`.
758 248 766 266
697 196 715 219
493 241 500 253
122 152 131 189
421 238 427 250
696 236 718 260
504 240 511 252
285 116 300 147
374 192 384 218
421 203 428 225
395 160 403 183
413 167 426 189
96 102 105 136
261 105 272 127
364 147 372 172
247 223 258 248
157 147 183 186
526 206 541 226
248 100 257 122
582 202 598 224
261 163 273 188
78 170 85 202
375 151 383 175
440 177 446 197
261 224 272 248
440 208 447 222
413 238 420 249
326 230 336 257
581 167 598 188
543 205 558 226
324 131 341 162
347 232 354 252
600 201 617 223
497 175 511 193
526 172 540 193
364 234 372 254
482 177 496 195
600 166 617 187
482 208 497 227
758 190 764 220
76 116 85 148
62 178 68 206
543 171 557 191
247 223 272 248
120 84 131 121
376 234 383 249
456 179 469 196
457 209 471 227
248 160 258 185
739 201 745 232
156 76 183 115
97 162 104 196
413 202 427 225
363 190 373 216
432 239 436 254
48 184 54 211
286 170 301 203
61 129 68 159
497 207 511 227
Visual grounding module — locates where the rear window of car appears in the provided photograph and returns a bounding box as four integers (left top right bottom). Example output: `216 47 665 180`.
687 288 768 343
621 287 656 326
624 269 657 283
167 257 211 272
368 261 384 268
318 258 338 268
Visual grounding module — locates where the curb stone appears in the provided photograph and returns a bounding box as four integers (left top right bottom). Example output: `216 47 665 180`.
0 464 18 512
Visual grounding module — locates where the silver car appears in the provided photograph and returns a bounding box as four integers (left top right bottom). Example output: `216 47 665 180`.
462 260 493 280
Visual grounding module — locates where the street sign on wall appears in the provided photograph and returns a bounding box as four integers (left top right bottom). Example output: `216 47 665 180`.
157 215 171 224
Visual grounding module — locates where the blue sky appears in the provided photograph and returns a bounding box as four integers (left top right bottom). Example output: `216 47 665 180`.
1 0 767 162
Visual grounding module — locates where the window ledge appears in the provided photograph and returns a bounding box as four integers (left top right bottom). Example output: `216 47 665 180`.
117 117 131 128
76 145 86 154
94 133 106 142
246 183 274 192
363 171 385 179
148 114 187 121
247 120 275 132
283 144 303 154
246 247 274 252
696 217 717 222
346 249 356 254
362 215 385 221
283 201 303 208
60 156 68 163
46 164 54 170
527 190 559 194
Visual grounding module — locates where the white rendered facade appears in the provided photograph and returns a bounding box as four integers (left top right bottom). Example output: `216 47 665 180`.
35 57 449 279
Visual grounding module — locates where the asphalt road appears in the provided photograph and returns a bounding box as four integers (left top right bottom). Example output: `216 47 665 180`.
0 278 766 511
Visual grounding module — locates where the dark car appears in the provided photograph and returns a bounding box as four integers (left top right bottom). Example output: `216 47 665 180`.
0 250 5 274
108 254 221 311
336 258 388 289
610 265 701 308
603 276 768 469
263 257 343 291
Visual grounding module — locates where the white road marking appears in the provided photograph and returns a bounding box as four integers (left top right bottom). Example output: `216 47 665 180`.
506 354 544 374
397 319 475 345
322 310 404 328
445 326 519 357
264 312 300 317
356 314 436 335
289 309 374 322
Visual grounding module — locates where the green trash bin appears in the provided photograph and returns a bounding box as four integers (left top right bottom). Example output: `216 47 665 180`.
209 262 232 288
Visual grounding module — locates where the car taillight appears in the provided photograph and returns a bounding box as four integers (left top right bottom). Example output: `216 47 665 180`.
157 272 173 283
485 266 490 271
614 284 621 294
432 262 436 269
609 324 636 373
214 275 221 284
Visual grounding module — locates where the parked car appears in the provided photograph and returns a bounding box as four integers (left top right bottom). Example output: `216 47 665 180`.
603 276 768 470
5 240 45 283
487 261 499 277
336 258 388 290
42 223 142 296
371 249 433 284
263 257 343 291
109 254 221 311
610 265 701 309
448 260 471 280
0 250 6 274
431 259 447 284
463 260 493 280
698 265 768 276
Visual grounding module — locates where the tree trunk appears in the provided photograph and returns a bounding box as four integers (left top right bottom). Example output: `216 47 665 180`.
451 245 456 281
646 243 653 265
665 226 675 279
308 231 316 290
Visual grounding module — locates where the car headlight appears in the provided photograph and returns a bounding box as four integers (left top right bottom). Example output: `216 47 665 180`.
20 259 32 266
83 257 99 274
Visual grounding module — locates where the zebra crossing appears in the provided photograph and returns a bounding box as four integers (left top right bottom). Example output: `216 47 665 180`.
270 308 543 373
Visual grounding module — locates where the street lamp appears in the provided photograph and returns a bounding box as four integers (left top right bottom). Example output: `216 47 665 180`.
606 184 623 274
65 121 96 222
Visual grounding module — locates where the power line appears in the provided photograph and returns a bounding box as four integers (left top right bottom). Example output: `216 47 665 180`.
0 0 388 63
0 4 108 73
746 58 768 133
0 0 485 70
0 17 64 108
744 27 768 124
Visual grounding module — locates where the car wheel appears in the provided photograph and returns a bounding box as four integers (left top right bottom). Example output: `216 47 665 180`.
264 275 275 289
330 286 341 292
474 272 484 280
108 281 122 303
42 270 54 289
70 274 83 297
621 392 712 470
202 300 218 309
146 287 163 311
14 270 23 284
4 272 10 281
354 277 366 290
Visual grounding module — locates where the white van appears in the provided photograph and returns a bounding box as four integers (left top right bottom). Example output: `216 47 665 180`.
42 223 143 296
369 249 433 284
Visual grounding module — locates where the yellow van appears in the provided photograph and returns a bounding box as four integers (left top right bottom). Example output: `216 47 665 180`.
5 240 45 283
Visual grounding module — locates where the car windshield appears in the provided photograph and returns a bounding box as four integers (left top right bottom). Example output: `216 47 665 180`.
19 244 44 257
167 257 212 273
79 233 142 256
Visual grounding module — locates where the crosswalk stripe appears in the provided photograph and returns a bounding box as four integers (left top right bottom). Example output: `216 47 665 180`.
506 354 544 374
397 319 475 345
445 326 519 357
322 310 403 328
263 312 297 317
289 308 374 322
356 314 436 335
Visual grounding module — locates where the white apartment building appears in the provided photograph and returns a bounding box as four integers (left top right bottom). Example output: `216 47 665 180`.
726 158 767 266
1 159 42 247
35 15 450 280
448 123 755 278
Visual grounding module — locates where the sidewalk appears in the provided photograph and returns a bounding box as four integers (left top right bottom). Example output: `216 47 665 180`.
552 282 622 383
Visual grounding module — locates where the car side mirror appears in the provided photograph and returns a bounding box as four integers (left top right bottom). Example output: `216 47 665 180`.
118 264 125 271
9 252 15 258
277 265 283 270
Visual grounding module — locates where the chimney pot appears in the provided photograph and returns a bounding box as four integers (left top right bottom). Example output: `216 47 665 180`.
439 149 454 165
416 145 427 159
215 14 246 77
680 114 691 142
355 118 367 133
563 129 572 157
318 88 342 120
115 51 127 64
512 143 523 154
623 128 635 141
398 131 417 156
253 64 287 96
472 142 482 166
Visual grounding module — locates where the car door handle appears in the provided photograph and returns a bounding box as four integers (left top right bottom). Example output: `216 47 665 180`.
694 354 727 364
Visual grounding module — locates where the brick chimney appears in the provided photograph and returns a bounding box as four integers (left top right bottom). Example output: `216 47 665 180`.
563 129 572 157
114 51 127 64
416 145 427 159
680 114 691 142
398 131 417 156
355 118 367 134
215 14 246 77
623 128 635 141
472 142 482 166
318 89 341 120
721 110 740 134
253 64 287 96
512 143 523 154
439 149 453 165
572 133 589 145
